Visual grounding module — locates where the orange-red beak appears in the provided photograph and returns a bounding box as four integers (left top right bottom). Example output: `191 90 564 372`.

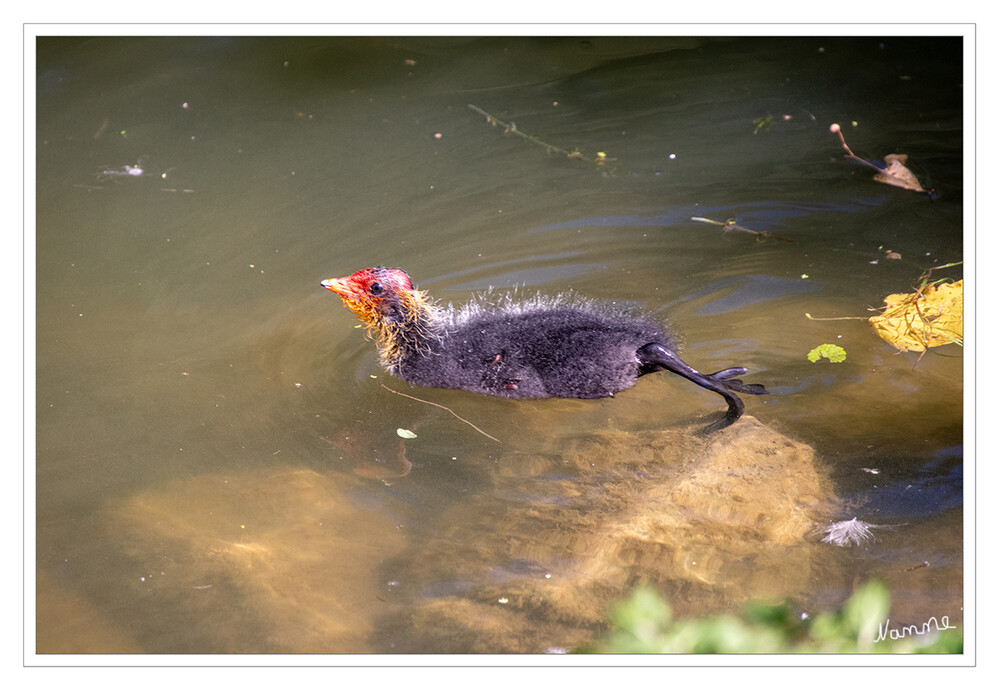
321 276 356 298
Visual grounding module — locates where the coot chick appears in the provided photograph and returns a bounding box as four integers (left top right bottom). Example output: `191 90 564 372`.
321 267 767 432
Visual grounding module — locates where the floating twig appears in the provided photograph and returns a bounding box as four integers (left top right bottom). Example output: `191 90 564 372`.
468 104 619 171
829 124 884 174
691 216 794 243
381 384 501 443
805 313 868 321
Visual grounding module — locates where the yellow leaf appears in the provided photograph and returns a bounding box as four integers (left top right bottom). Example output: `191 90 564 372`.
869 280 963 352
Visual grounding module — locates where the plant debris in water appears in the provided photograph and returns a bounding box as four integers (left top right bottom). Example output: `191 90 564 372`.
807 343 847 363
752 114 776 134
805 263 962 357
468 104 619 172
869 279 963 352
691 216 795 243
830 123 933 195
381 384 501 443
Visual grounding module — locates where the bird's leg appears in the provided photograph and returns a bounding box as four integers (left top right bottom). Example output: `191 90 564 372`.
636 343 768 433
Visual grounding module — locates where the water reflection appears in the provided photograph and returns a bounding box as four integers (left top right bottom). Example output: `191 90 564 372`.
688 274 822 315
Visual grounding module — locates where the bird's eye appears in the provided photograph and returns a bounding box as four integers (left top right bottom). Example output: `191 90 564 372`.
369 282 384 296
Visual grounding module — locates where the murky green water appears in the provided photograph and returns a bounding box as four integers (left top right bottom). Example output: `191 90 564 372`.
34 35 965 655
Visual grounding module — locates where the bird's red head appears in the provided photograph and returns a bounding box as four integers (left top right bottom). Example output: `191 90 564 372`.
322 266 438 368
320 266 425 327
322 266 410 301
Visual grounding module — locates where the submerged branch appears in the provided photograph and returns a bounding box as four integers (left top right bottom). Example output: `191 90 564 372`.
468 104 619 171
691 216 795 243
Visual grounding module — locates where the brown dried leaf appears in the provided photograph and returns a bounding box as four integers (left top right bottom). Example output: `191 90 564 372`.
869 280 963 352
830 125 932 195
873 154 928 193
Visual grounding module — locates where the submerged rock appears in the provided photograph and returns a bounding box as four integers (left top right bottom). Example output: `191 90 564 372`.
107 468 406 653
373 417 836 653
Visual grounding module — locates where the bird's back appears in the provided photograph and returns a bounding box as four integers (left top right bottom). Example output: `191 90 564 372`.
397 296 672 398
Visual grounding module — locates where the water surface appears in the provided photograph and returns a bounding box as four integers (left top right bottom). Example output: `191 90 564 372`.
34 35 965 654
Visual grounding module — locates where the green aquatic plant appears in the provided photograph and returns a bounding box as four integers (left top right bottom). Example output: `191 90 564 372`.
752 114 775 134
578 580 962 654
807 343 847 363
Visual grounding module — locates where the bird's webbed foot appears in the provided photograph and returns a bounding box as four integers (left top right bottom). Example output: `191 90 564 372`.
636 342 767 433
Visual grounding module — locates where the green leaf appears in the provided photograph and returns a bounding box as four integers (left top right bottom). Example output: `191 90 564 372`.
396 428 417 439
807 343 847 363
581 579 962 654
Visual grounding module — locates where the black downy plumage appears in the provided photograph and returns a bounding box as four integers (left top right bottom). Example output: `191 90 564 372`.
322 267 767 432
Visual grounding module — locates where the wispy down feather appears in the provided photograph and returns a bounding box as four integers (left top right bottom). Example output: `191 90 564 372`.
815 517 898 547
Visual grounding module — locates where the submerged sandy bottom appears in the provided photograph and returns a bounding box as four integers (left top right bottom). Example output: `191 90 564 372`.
84 416 835 654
